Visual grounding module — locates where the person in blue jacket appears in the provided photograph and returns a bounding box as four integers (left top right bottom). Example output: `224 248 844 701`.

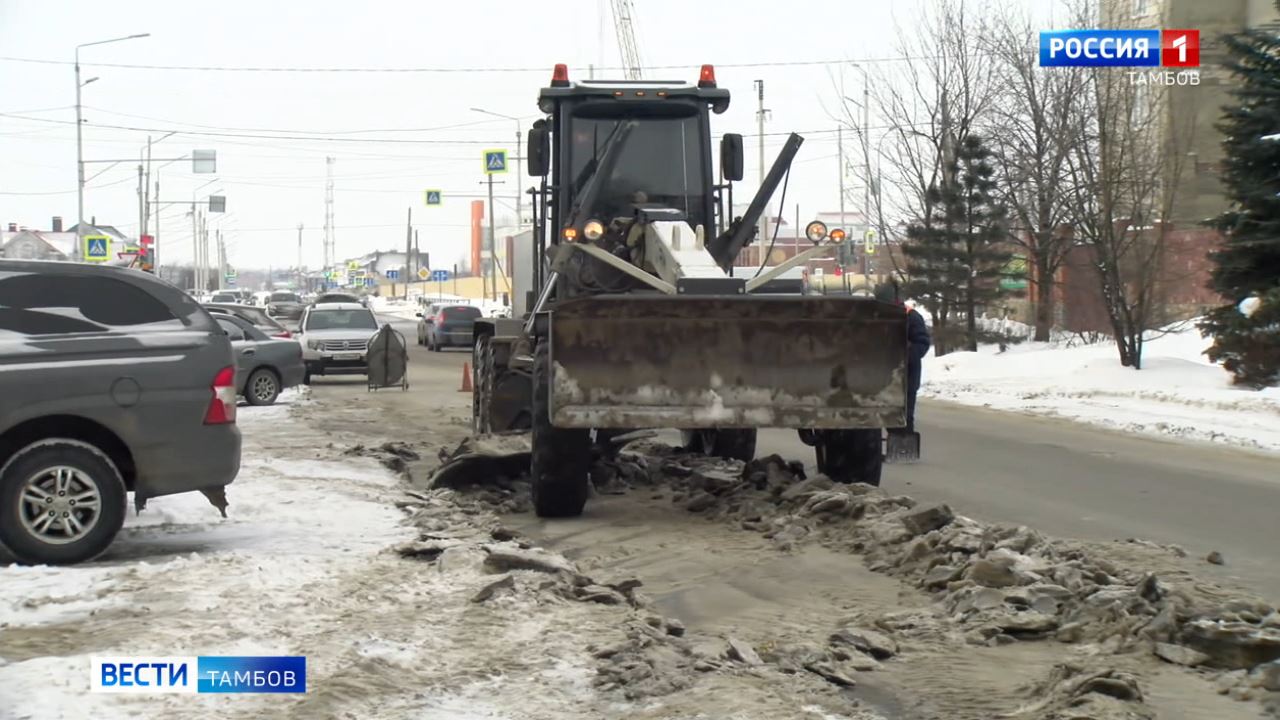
874 282 931 432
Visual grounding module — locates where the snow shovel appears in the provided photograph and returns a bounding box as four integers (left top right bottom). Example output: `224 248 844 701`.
885 430 920 464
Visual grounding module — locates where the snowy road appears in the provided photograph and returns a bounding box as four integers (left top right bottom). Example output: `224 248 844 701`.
2 321 1277 719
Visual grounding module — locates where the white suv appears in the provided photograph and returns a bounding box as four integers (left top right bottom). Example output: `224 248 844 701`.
297 303 380 383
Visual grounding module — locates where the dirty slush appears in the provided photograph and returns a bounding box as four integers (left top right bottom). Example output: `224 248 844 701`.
336 414 1280 720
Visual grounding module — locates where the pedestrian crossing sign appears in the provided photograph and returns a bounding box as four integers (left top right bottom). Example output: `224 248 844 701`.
483 149 508 174
83 235 111 263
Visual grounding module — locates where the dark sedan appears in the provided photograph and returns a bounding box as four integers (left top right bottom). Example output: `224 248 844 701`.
266 291 305 321
212 314 305 405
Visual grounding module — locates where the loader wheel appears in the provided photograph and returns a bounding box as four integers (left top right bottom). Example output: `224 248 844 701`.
681 429 757 463
530 339 591 518
472 334 494 434
816 430 882 486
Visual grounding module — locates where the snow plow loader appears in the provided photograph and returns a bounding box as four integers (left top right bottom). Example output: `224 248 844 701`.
472 64 913 518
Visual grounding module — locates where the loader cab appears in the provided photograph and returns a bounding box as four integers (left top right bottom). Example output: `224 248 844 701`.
533 65 731 254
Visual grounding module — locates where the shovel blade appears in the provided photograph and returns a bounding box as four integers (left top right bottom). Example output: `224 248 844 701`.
885 431 920 464
549 294 909 430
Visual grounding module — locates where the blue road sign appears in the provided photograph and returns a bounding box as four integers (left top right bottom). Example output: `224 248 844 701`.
385 269 399 280
83 235 111 263
430 269 450 282
424 189 442 206
483 149 508 174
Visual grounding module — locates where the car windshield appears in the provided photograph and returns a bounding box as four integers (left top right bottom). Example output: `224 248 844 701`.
211 293 237 303
305 308 377 331
271 292 300 303
568 107 705 229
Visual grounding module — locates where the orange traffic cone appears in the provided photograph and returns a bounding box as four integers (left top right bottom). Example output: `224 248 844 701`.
460 362 473 392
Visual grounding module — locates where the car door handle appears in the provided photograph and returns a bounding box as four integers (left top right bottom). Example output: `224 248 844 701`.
241 348 256 356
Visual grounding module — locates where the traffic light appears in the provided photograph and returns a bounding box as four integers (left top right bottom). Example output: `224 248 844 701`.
137 235 155 273
835 239 853 267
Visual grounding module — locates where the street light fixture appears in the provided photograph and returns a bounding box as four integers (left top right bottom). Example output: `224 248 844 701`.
75 32 150 261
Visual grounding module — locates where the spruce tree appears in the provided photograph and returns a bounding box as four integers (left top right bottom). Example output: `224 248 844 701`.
1199 23 1280 388
904 134 1012 354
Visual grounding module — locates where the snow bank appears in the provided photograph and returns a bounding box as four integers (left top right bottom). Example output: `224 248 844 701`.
0 392 416 718
921 323 1280 451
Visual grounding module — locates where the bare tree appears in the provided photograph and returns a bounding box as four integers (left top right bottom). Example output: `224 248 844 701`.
1064 63 1194 368
983 8 1087 342
832 0 1000 312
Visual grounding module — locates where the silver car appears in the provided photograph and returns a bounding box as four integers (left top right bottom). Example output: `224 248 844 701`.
212 314 305 405
296 303 380 383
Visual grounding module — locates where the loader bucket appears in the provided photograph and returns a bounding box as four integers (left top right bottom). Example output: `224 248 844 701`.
549 294 908 430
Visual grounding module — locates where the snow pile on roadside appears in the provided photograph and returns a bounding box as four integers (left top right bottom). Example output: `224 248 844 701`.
0 396 414 719
921 323 1280 451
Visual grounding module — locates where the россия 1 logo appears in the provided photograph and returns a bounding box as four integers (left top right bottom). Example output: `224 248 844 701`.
1039 29 1200 85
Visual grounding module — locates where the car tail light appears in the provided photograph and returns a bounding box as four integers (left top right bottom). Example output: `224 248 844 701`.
204 366 237 425
436 313 446 325
273 329 292 339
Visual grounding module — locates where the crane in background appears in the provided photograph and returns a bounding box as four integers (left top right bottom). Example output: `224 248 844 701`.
610 0 643 80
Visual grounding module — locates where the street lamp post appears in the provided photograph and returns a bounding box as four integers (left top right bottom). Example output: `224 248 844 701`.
74 33 150 261
469 108 523 231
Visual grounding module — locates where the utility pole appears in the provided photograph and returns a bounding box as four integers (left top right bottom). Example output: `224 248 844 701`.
190 206 199 291
324 156 335 270
142 136 153 236
74 33 150 261
136 163 145 243
755 79 769 248
296 224 304 291
487 174 497 302
404 208 413 301
74 54 89 262
216 229 224 289
153 178 161 269
862 73 872 284
837 125 845 247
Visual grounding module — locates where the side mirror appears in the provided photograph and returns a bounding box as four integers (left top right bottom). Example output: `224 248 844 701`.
415 312 423 318
527 126 550 177
721 133 744 182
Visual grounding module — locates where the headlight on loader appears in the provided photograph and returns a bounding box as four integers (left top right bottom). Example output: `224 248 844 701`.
583 219 605 241
805 220 828 243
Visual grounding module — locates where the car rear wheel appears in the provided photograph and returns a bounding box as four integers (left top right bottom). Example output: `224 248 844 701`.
246 368 281 406
0 440 127 565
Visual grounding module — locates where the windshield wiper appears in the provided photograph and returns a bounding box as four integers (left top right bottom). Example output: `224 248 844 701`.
566 120 637 228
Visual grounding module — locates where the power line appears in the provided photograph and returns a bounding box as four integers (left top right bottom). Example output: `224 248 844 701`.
0 113 513 144
0 175 137 196
0 56 924 73
81 105 537 136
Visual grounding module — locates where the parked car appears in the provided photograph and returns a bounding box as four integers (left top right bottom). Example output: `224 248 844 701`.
0 260 241 565
313 292 368 308
418 303 481 351
204 303 292 339
209 291 240 304
266 291 305 321
212 314 304 406
296 303 380 383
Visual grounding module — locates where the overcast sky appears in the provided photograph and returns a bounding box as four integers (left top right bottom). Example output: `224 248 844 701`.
0 0 1058 270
